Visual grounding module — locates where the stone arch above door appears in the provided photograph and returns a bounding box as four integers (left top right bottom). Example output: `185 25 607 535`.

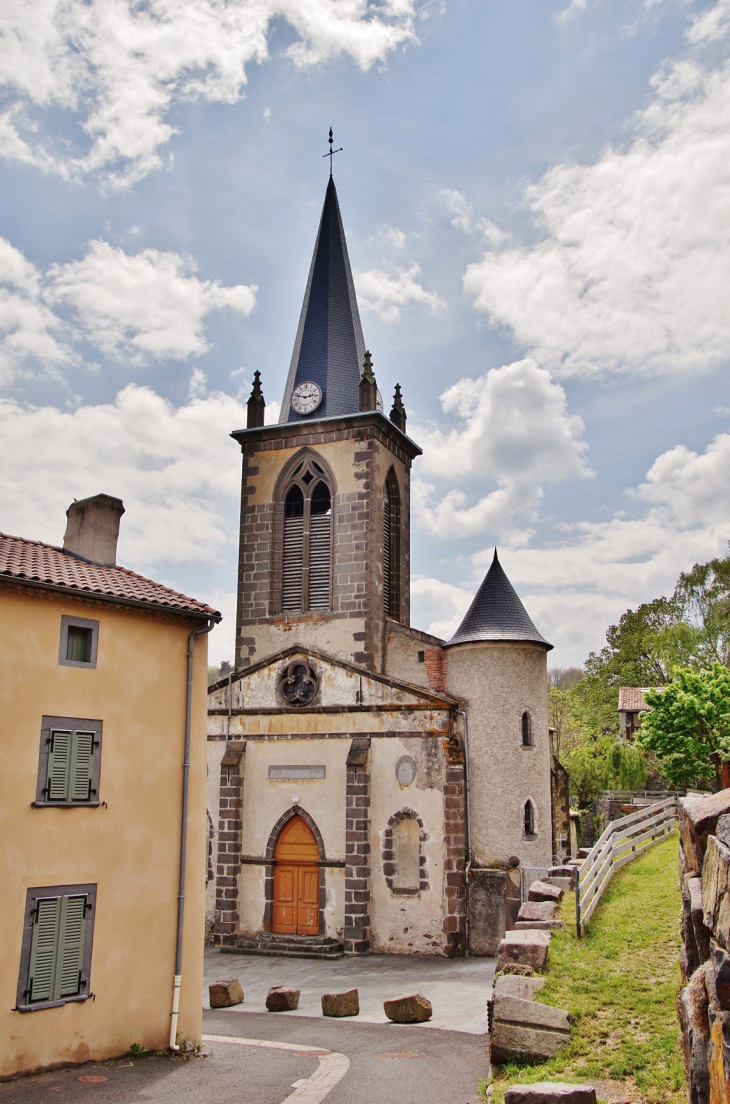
263 807 326 936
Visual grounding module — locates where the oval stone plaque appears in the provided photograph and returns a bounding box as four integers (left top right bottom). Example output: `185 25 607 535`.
395 755 417 787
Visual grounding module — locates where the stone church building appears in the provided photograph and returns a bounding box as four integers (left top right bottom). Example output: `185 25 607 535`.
207 173 558 958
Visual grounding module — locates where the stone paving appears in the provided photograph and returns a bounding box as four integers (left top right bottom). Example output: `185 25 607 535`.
203 946 495 1035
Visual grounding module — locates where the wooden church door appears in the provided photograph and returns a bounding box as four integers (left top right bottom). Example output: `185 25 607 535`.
272 815 320 936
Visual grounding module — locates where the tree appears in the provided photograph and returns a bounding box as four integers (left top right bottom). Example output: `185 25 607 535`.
673 556 730 667
637 664 730 787
604 740 647 791
564 743 605 809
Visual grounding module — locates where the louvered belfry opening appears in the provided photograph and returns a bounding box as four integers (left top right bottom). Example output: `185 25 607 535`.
280 454 333 614
383 468 400 621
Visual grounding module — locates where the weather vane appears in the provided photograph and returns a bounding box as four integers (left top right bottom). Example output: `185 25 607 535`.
323 127 342 176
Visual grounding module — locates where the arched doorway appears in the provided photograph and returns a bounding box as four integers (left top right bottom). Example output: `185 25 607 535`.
272 815 320 935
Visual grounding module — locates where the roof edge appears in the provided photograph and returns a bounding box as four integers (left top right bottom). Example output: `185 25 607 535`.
444 634 553 652
0 571 221 623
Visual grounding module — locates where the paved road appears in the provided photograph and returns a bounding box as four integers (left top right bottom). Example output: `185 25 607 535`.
204 946 495 1034
0 1011 488 1104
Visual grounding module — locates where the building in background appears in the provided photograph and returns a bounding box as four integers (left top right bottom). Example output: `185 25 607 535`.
206 174 557 958
0 494 218 1080
617 687 657 739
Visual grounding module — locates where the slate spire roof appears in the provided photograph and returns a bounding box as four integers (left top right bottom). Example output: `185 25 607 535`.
447 549 552 649
280 176 366 423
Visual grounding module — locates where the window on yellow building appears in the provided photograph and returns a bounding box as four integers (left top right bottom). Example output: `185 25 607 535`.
15 884 96 1011
34 717 102 806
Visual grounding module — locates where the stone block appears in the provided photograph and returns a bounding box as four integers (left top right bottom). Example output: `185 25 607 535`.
468 868 508 956
321 989 359 1017
498 930 551 971
518 901 558 923
702 835 730 947
208 977 244 1008
680 795 706 875
493 994 569 1033
493 974 546 1000
515 920 565 930
504 1085 596 1104
528 881 563 903
490 1022 569 1064
266 986 300 1012
712 942 730 1011
383 992 432 1023
688 877 712 964
500 963 537 977
545 877 573 893
678 966 710 1104
548 866 576 888
717 814 730 849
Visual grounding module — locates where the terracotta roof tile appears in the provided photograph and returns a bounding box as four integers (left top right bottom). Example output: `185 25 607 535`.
0 532 220 620
617 687 657 712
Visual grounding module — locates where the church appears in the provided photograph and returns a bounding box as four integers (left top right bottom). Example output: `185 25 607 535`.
206 170 559 959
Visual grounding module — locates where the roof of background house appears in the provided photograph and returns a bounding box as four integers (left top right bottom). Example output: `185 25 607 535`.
279 175 367 423
617 687 657 712
0 532 220 620
446 549 552 649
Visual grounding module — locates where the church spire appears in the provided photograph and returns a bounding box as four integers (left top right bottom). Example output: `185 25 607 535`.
279 174 366 423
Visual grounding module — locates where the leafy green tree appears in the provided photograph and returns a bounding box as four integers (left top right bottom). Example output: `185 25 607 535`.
673 556 730 667
638 664 730 786
564 743 606 808
604 740 647 790
570 597 679 742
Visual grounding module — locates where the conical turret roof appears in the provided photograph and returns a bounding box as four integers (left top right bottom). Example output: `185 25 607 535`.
447 550 552 649
280 176 366 423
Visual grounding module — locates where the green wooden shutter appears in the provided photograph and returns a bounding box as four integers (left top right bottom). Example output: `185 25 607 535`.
46 730 72 801
58 895 87 998
69 731 95 802
27 897 61 1003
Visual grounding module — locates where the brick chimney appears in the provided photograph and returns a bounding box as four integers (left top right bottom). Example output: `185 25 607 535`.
63 494 125 567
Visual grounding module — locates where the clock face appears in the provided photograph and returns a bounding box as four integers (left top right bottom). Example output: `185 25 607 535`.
291 381 322 415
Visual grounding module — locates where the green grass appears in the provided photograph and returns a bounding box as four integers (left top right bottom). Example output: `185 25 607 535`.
485 831 685 1104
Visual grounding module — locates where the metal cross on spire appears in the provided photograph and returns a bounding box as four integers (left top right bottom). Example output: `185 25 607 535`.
323 127 342 176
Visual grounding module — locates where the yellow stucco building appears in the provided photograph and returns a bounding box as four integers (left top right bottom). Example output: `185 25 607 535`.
0 493 219 1080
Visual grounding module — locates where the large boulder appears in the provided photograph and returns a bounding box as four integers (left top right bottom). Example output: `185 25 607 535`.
208 977 244 1008
266 986 300 1012
498 930 551 971
383 992 432 1023
687 877 712 964
504 1086 596 1104
321 989 359 1017
528 881 563 904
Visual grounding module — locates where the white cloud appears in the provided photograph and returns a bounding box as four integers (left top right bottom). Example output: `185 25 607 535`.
412 429 730 660
413 359 590 537
410 576 473 642
441 189 508 246
463 3 730 377
49 240 256 362
373 225 407 250
0 0 417 187
0 236 255 381
0 238 71 384
355 262 445 322
0 382 246 571
488 431 730 664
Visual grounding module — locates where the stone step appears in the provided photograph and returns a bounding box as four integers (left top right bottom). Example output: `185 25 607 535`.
224 934 345 960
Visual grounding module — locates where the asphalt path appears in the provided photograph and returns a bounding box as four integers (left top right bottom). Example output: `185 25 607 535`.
0 1010 488 1104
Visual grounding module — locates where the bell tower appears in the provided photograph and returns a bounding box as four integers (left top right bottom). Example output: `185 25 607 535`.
232 173 421 674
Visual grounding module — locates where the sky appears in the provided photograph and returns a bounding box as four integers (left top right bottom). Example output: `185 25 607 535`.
1 0 730 668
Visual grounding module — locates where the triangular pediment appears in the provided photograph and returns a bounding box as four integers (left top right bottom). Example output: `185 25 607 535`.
208 645 455 713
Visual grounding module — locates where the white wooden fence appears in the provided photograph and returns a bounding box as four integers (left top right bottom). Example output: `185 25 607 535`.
574 795 678 936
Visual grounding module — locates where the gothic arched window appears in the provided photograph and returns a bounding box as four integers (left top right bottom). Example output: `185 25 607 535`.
523 799 536 838
280 454 333 613
521 711 533 747
383 468 401 621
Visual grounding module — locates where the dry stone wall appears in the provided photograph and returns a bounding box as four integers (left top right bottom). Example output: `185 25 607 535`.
677 790 730 1104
